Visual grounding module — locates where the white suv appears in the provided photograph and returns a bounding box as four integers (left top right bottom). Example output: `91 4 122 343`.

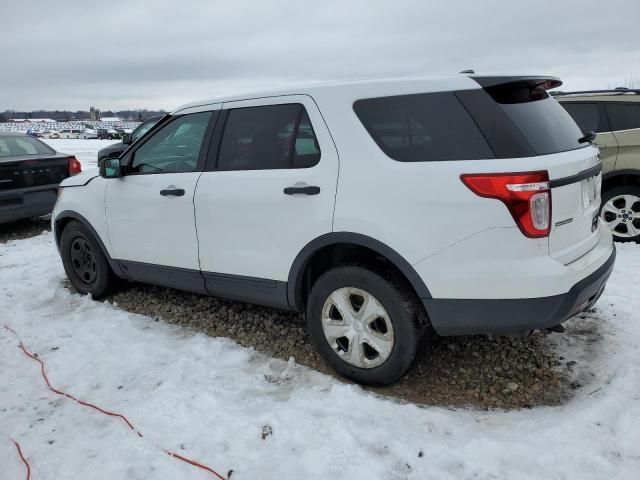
52 75 615 385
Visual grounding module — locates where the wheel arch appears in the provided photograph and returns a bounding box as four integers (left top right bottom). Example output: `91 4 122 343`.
54 210 125 278
287 232 432 311
602 170 640 191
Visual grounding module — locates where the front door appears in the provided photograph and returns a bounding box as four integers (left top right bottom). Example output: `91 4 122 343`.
105 108 218 291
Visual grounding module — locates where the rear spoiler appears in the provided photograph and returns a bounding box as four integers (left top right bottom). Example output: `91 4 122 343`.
471 76 563 91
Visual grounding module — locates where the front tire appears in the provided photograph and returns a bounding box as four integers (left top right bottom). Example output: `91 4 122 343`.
60 221 116 299
600 185 640 243
306 265 421 386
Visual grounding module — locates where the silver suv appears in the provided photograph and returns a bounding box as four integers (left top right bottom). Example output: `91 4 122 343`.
555 88 640 242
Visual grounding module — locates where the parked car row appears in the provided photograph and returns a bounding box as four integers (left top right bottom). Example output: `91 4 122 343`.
0 121 141 138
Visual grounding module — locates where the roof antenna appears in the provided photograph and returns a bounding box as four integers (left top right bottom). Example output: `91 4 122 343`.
460 69 475 74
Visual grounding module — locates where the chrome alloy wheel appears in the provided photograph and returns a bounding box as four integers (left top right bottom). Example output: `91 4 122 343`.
321 287 395 369
601 194 640 238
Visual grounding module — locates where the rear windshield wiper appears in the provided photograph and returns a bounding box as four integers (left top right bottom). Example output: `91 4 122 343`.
579 131 597 144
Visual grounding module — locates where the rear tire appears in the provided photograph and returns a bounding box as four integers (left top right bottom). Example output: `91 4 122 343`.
600 185 640 243
60 221 117 299
306 265 421 386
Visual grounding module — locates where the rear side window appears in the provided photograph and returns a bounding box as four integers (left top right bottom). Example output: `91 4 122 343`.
605 103 640 131
353 92 494 162
561 102 607 134
218 104 320 170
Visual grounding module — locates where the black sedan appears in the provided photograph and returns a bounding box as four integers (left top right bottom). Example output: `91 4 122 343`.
0 132 81 224
97 115 163 164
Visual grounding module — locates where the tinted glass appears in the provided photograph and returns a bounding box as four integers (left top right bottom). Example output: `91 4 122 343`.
606 103 640 131
293 109 321 168
132 118 161 142
130 111 212 174
484 85 583 155
353 92 494 162
218 104 319 170
0 136 55 157
561 103 604 133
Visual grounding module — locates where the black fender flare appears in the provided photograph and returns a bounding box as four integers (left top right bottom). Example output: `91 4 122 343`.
286 232 432 311
602 169 640 183
54 210 126 278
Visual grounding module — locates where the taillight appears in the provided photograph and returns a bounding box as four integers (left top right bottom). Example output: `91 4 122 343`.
461 171 551 238
68 157 82 176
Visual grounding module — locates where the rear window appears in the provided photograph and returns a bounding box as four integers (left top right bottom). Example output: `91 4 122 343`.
0 136 55 157
484 84 584 155
560 102 608 134
605 103 640 131
353 92 494 162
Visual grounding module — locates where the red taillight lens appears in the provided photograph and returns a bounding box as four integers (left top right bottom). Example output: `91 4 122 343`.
68 157 82 176
461 171 551 238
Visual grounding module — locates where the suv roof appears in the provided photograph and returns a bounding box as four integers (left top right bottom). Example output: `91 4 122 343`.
171 74 561 114
552 88 640 103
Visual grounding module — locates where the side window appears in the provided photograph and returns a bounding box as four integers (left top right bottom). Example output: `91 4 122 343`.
217 104 321 170
292 109 321 168
353 92 495 162
605 103 640 132
130 111 212 174
561 102 605 133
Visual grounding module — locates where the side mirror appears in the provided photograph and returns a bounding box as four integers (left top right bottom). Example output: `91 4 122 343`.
100 158 122 178
122 133 132 145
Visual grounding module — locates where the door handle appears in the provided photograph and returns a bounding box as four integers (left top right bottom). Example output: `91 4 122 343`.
160 188 185 197
283 186 320 195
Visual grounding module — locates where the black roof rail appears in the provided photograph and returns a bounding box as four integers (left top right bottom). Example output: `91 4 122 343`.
551 88 640 97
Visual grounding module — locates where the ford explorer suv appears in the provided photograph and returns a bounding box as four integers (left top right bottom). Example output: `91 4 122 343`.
554 88 640 242
52 75 615 385
1 132 81 224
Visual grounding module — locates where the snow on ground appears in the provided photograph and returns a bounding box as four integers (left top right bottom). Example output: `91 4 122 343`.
45 138 119 170
1 140 639 479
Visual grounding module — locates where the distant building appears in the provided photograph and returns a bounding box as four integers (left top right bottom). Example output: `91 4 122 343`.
100 117 121 122
89 106 102 121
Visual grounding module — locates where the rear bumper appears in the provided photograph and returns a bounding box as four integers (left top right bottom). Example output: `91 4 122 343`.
0 185 58 224
423 246 616 336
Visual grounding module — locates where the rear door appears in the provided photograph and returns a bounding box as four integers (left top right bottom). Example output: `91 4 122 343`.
194 96 339 306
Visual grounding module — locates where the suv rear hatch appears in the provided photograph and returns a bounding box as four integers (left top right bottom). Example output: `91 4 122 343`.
459 76 603 265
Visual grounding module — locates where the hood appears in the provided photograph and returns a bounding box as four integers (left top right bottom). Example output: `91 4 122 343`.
60 168 100 187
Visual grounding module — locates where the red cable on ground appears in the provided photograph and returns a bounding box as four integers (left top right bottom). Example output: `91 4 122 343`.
4 325 227 480
12 439 31 480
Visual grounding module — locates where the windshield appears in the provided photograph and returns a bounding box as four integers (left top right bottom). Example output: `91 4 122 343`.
0 135 55 157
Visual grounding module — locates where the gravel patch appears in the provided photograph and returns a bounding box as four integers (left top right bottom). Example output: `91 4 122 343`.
0 216 51 243
107 283 587 410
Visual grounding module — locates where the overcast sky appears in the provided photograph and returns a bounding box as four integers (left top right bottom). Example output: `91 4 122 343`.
2 0 638 112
